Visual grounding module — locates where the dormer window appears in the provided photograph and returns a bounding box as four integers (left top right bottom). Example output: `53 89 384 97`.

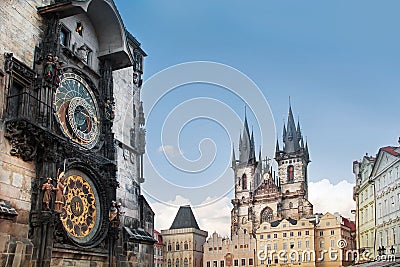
76 22 83 36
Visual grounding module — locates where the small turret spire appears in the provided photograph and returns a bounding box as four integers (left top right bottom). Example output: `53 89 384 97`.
231 143 236 169
276 139 280 153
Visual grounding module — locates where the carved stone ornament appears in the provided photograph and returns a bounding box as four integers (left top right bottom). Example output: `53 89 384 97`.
105 98 115 121
4 120 39 161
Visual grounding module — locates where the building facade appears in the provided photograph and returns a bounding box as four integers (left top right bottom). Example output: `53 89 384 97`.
255 213 356 267
353 155 376 260
154 230 164 267
0 0 154 266
162 206 208 267
204 229 257 267
371 146 400 258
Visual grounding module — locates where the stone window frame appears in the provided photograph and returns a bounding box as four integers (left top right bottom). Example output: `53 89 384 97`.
59 23 71 48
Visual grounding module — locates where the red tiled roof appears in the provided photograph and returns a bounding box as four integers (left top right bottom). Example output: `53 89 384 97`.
381 146 400 157
154 230 163 244
342 217 356 232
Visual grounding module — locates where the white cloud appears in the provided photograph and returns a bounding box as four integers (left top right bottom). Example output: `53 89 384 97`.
158 145 182 157
309 179 356 219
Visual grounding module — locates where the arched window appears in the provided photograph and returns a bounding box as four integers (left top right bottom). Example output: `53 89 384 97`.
184 242 189 250
289 202 293 209
287 165 294 183
261 207 274 223
242 174 247 190
168 243 172 251
168 259 172 267
176 242 180 251
184 258 189 267
176 258 180 267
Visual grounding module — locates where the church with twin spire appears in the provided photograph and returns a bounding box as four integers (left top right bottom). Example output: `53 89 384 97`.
230 104 313 236
203 104 356 267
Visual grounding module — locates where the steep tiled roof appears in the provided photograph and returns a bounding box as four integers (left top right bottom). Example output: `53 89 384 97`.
170 205 200 230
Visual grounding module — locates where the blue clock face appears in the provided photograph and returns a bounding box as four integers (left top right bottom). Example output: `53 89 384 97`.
55 73 100 149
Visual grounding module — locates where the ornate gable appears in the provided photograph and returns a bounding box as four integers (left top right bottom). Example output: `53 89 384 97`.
371 147 400 178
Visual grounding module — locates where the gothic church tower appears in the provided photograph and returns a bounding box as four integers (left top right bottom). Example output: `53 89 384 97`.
275 104 313 219
231 114 260 235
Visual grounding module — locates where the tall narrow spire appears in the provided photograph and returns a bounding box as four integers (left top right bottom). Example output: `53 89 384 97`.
276 140 280 153
249 129 256 163
296 120 302 141
231 143 236 169
305 140 310 161
239 109 251 164
283 104 301 153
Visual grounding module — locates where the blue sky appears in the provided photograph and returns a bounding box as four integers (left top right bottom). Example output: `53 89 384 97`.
114 0 400 209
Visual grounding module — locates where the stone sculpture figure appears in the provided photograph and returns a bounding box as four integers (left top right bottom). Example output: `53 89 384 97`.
43 54 54 82
54 172 66 213
42 177 55 210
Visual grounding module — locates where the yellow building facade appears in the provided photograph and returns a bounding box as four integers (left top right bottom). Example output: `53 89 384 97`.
255 213 356 267
256 218 316 267
353 156 376 261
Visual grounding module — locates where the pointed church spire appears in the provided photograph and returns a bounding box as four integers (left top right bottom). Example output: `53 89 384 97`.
283 103 301 153
296 120 302 141
258 147 262 171
231 143 236 169
249 129 256 163
305 140 310 161
283 124 287 140
239 108 252 164
276 139 280 153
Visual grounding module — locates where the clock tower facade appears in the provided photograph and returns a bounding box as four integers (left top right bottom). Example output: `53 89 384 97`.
0 1 153 266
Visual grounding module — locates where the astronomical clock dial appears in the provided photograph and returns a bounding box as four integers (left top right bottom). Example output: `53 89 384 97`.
60 172 101 244
55 73 100 149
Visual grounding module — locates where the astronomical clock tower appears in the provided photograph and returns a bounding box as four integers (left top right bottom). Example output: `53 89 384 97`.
0 1 154 266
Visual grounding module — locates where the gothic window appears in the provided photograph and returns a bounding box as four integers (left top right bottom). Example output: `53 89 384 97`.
184 242 188 250
260 207 273 223
289 202 293 209
176 242 180 251
168 260 172 267
184 258 189 267
242 174 247 190
176 258 180 267
287 165 294 183
168 243 172 251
